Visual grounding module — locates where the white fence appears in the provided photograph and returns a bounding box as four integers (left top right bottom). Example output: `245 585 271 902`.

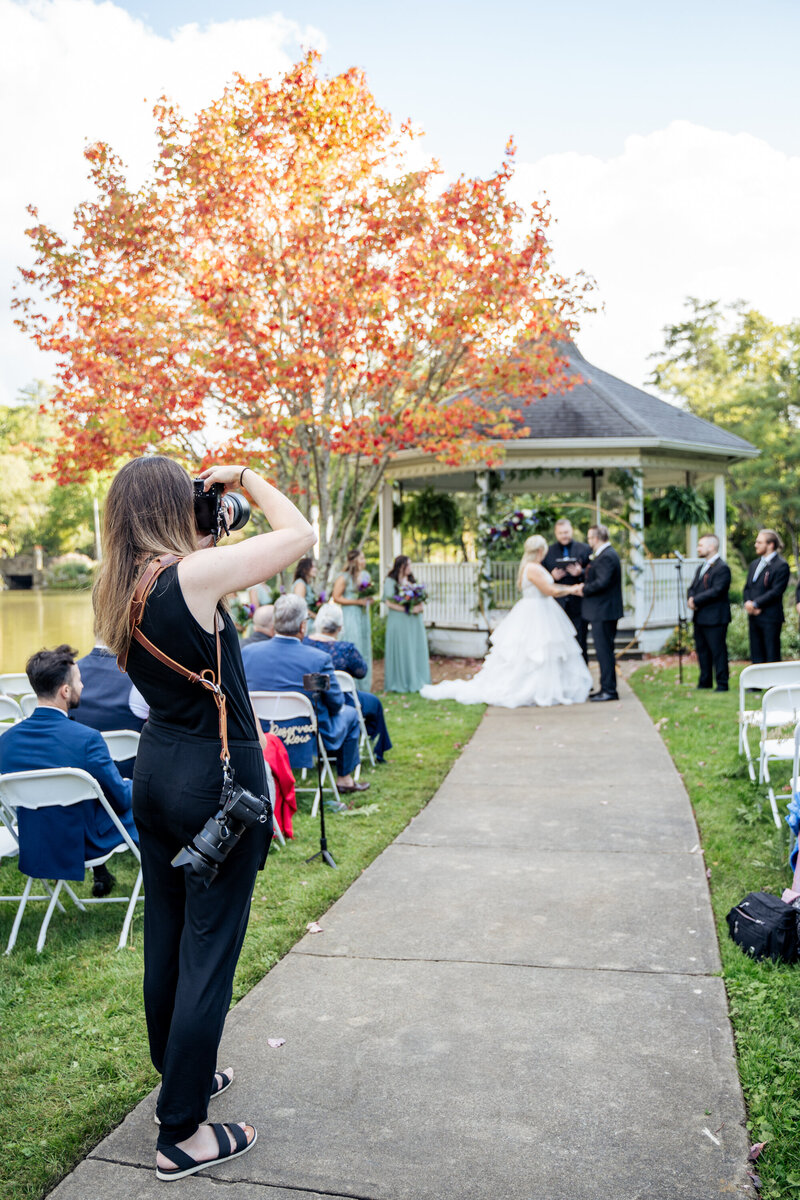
410 557 701 631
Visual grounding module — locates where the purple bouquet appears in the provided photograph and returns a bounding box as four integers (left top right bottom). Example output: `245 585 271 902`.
397 582 428 612
357 575 376 599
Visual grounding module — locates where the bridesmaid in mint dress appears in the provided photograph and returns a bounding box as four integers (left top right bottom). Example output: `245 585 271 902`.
332 549 373 690
383 555 431 692
292 557 318 610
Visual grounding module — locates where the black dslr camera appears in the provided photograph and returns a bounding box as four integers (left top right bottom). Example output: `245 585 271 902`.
172 772 273 887
303 672 330 694
193 480 251 544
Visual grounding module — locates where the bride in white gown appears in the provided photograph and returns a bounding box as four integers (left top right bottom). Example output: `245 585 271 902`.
420 534 593 708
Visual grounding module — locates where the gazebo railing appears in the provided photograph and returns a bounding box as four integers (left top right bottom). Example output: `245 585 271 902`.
410 562 482 627
409 557 701 630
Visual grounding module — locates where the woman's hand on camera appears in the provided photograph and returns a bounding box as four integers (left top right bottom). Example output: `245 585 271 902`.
197 464 249 494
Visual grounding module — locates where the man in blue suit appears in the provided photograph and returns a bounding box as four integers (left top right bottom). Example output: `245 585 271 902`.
70 642 145 779
242 594 369 796
0 645 138 895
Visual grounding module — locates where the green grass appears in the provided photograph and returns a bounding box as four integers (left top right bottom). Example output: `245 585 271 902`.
630 661 800 1200
0 693 484 1200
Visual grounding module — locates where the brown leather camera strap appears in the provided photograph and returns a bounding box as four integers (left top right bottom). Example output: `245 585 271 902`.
119 554 230 764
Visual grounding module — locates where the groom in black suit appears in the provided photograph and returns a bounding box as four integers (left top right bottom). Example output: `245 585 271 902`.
742 528 790 663
687 533 731 691
574 524 624 702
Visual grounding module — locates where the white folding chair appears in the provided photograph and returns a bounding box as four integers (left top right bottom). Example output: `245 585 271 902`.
739 661 800 780
249 690 341 819
18 694 37 718
334 671 376 773
0 767 143 953
0 696 23 725
758 685 800 827
0 673 33 700
100 729 141 762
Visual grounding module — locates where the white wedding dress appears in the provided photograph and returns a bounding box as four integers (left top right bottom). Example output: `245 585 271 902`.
420 574 593 708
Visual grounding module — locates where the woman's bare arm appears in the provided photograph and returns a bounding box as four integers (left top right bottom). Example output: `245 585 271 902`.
332 575 367 606
178 465 316 631
525 562 577 599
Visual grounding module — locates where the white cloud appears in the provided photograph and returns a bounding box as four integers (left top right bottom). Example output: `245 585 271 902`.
1 0 324 404
510 121 800 391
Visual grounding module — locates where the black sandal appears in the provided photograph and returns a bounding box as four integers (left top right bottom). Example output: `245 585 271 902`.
210 1068 233 1099
156 1122 257 1181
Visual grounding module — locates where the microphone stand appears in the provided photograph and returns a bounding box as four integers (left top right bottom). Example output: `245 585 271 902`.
673 552 689 685
305 681 337 869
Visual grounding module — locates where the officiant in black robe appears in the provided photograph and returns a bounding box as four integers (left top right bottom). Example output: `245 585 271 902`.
543 519 591 661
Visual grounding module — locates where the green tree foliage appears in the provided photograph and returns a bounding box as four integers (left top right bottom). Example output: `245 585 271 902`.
0 385 103 558
0 389 52 555
650 299 800 565
400 488 463 556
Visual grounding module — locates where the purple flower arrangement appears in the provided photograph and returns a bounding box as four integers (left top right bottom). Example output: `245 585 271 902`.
397 582 428 612
485 510 538 544
357 575 376 599
309 589 327 614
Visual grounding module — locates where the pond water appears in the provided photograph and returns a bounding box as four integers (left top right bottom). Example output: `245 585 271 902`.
0 590 95 672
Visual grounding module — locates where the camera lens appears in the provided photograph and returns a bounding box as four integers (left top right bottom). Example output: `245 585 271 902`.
224 493 251 532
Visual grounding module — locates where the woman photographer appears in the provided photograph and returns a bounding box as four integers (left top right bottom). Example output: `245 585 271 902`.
93 457 314 1181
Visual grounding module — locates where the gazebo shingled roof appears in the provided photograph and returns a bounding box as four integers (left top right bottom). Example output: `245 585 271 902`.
378 338 758 576
508 340 755 454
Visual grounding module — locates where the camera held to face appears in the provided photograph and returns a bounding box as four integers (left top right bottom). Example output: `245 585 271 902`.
171 771 273 887
193 480 251 544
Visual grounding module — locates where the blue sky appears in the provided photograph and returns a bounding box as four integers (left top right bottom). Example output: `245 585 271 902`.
3 0 799 403
117 0 800 169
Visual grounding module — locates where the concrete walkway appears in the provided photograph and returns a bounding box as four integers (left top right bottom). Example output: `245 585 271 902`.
49 679 750 1199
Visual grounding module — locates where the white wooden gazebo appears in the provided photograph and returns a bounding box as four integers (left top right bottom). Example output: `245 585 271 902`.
377 340 758 654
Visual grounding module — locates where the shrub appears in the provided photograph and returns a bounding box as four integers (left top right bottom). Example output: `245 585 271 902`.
371 611 387 660
45 553 96 591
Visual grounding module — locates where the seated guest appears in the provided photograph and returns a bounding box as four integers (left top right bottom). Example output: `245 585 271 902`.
0 645 139 896
242 594 370 795
70 641 145 778
306 602 392 762
240 604 275 648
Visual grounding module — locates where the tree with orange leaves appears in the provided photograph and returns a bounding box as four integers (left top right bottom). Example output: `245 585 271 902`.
15 54 591 580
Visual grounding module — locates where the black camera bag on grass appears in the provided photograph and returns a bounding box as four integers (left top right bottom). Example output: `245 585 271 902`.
726 892 799 963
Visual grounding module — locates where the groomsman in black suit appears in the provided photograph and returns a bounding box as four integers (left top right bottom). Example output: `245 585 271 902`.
574 524 624 702
542 518 592 661
687 534 731 691
743 528 790 663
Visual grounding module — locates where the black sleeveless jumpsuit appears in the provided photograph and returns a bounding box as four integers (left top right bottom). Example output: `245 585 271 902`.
126 563 271 1146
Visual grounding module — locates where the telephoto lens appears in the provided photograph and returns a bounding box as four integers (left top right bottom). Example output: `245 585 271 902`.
172 776 273 887
222 492 251 532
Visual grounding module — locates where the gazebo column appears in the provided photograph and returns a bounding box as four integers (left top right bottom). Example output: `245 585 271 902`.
629 469 647 628
714 474 727 560
476 471 492 631
685 471 698 556
378 479 394 584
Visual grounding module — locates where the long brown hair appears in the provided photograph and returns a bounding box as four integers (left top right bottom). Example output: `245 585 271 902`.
93 456 198 656
345 548 363 583
387 554 415 585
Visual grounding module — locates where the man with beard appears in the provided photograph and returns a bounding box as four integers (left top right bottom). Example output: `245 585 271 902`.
0 644 138 895
542 518 591 661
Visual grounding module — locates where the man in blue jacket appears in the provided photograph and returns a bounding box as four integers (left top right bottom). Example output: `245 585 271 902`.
242 594 369 796
70 642 145 778
0 645 138 895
